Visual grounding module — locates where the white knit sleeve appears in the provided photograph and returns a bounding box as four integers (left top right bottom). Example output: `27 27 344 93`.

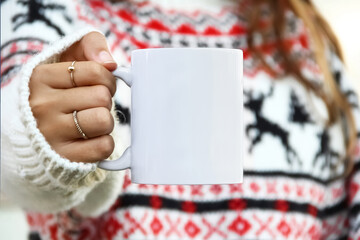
1 0 130 217
1 27 126 216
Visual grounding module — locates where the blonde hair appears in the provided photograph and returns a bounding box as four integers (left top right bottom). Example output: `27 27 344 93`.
246 0 356 174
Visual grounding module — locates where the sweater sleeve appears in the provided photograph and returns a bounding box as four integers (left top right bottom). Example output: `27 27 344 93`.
1 0 126 216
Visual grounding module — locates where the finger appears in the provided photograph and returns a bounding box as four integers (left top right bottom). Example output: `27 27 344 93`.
32 61 116 96
63 107 114 140
59 85 113 113
57 135 115 163
60 31 117 71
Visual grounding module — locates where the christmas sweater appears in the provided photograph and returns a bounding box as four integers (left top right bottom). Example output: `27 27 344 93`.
2 0 360 239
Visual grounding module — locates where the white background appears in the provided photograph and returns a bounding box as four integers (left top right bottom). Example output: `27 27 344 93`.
313 0 360 91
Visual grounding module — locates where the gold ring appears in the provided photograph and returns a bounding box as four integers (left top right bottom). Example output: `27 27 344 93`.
73 110 88 139
67 61 77 87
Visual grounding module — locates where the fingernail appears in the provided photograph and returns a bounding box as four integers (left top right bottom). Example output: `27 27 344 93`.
98 50 116 63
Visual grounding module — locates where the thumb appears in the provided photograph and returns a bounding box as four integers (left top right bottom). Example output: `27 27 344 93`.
61 31 117 71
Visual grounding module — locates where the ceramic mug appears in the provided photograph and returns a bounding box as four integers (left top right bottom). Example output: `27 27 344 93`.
98 48 243 185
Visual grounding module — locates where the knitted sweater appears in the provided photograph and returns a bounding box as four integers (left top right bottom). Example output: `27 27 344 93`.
2 0 360 239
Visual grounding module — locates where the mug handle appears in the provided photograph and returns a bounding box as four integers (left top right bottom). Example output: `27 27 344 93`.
97 67 132 171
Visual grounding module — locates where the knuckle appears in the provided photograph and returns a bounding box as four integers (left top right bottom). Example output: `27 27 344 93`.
85 31 104 41
30 65 47 87
89 61 103 79
31 66 40 81
107 75 117 96
30 103 42 117
104 112 115 134
97 135 115 158
80 32 96 48
30 95 58 118
94 107 114 133
31 65 44 80
30 98 48 117
94 86 112 109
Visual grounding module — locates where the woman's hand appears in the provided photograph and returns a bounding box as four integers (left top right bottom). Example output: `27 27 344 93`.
29 32 118 163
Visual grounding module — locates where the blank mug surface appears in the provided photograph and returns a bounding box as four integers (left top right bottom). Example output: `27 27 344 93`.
101 48 243 185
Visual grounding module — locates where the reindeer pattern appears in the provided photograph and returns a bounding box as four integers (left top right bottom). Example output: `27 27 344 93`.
313 129 340 171
243 79 344 175
12 0 72 36
244 86 302 166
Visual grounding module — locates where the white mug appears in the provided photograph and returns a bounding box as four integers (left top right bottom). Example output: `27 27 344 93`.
98 48 243 185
